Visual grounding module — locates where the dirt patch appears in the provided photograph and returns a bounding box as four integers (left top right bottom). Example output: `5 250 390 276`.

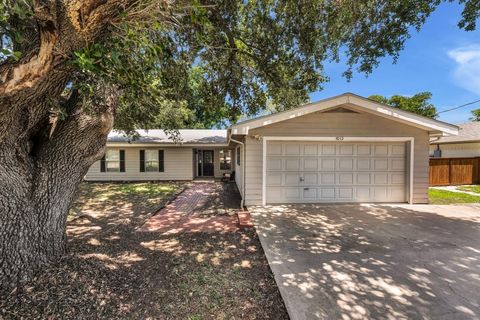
1 182 288 319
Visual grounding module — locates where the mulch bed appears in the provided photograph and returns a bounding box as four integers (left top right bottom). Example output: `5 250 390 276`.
0 182 288 319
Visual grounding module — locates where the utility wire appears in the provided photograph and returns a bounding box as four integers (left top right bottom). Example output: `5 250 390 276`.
437 99 480 114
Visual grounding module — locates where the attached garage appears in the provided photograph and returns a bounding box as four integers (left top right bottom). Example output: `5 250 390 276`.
265 141 408 203
229 93 458 206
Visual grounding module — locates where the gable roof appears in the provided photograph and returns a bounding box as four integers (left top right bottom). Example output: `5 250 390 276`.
230 93 458 136
108 129 228 146
431 122 480 144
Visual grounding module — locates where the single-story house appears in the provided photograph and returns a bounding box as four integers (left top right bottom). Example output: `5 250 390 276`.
85 93 458 205
429 122 480 158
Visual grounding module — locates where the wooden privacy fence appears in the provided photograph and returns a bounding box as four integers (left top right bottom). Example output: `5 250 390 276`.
429 157 480 186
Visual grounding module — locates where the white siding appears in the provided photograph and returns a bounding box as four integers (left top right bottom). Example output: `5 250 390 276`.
85 147 194 181
235 145 244 198
429 142 480 158
244 110 430 205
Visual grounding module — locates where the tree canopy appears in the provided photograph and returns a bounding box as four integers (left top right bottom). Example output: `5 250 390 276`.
0 0 479 289
471 109 480 121
368 92 438 119
2 0 478 132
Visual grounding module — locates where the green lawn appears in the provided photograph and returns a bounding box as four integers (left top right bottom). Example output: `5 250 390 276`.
429 188 480 204
456 185 480 194
69 182 184 219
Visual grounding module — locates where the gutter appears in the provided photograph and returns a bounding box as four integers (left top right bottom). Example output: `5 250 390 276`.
229 136 246 208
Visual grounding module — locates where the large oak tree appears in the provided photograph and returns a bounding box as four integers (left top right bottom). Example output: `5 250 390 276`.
0 0 478 290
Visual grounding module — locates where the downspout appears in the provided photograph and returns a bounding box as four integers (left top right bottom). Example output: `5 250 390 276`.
229 137 246 208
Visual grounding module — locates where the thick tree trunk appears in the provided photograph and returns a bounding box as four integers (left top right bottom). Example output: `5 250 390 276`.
0 82 117 292
0 0 177 291
0 0 130 291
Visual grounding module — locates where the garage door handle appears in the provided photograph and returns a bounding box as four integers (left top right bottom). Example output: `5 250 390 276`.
299 177 304 182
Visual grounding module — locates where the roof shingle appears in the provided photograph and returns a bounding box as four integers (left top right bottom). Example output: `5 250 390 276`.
108 129 228 145
433 122 480 144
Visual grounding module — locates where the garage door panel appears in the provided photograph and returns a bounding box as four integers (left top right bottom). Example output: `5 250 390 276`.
338 158 354 170
266 141 406 203
357 159 371 170
319 188 335 199
373 187 388 201
338 173 354 184
302 188 317 200
391 158 405 170
285 173 300 185
285 144 301 155
320 173 335 184
391 173 405 185
303 159 318 170
339 144 354 155
267 158 282 170
285 159 300 170
356 173 371 185
321 159 336 170
304 144 318 155
390 187 406 201
374 173 389 184
303 173 318 185
285 188 301 200
356 187 371 201
266 188 283 202
338 188 354 200
267 143 282 155
321 145 336 155
391 144 405 155
374 144 389 155
357 145 371 155
266 173 282 186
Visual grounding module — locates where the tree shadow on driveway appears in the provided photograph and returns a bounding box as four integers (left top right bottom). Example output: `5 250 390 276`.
251 204 480 320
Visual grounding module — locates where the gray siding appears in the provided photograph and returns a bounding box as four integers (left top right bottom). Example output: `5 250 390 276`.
85 147 194 181
244 110 430 205
429 142 480 158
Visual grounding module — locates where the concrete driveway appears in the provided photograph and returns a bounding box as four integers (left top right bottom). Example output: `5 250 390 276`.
250 204 480 320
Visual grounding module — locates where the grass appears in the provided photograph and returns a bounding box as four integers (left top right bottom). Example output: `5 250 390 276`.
456 185 480 194
429 188 480 204
68 182 182 220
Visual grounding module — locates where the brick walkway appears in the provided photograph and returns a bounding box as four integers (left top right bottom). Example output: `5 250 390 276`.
139 182 241 234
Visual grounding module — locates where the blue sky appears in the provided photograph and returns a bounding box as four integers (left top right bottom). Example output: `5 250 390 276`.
310 2 480 125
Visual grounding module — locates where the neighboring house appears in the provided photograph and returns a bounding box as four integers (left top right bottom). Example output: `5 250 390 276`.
429 122 480 158
85 93 457 205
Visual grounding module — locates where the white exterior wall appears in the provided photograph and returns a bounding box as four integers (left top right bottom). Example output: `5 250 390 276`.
243 110 430 205
429 142 480 158
234 145 244 198
85 146 194 181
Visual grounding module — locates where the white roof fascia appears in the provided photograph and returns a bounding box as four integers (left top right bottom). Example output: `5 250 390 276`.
106 142 229 148
230 93 458 136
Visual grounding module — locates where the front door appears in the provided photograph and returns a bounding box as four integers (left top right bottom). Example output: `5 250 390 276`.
199 150 214 176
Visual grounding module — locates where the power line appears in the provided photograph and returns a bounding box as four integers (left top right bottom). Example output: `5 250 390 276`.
437 99 480 114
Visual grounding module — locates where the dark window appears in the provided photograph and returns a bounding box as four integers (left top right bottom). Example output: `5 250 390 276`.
103 149 124 172
140 149 164 172
219 150 232 170
158 150 164 172
236 147 241 165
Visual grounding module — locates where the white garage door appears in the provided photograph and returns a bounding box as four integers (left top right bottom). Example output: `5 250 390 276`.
266 141 407 203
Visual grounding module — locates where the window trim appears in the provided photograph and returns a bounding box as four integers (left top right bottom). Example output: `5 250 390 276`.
139 149 165 173
101 149 125 172
236 146 241 166
219 149 232 171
